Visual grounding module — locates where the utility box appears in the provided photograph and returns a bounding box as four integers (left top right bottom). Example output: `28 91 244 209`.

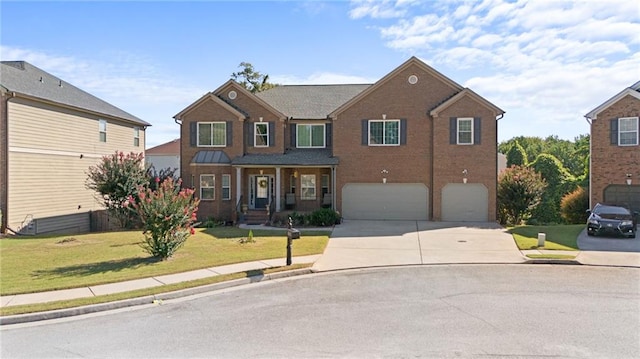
537 233 546 247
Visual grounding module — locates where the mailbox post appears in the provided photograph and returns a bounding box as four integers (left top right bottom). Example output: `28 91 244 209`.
286 216 300 266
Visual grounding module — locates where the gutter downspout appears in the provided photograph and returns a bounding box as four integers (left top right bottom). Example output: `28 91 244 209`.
173 116 183 187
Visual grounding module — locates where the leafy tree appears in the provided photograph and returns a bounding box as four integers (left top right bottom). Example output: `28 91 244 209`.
560 187 590 224
231 62 277 93
529 153 576 224
506 140 528 167
132 178 200 260
497 165 547 225
86 151 147 229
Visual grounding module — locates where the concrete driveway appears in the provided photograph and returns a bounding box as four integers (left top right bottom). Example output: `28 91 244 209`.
312 220 525 272
575 226 640 267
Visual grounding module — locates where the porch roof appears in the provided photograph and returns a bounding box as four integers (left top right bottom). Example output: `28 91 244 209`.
191 150 231 164
231 149 338 166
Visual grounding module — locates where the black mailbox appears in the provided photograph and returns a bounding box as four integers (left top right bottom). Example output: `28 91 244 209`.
287 228 300 240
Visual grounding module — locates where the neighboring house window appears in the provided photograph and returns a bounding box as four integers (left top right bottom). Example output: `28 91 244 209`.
321 174 330 195
200 175 215 200
255 123 268 147
221 174 231 200
133 127 140 147
369 120 399 146
457 118 474 145
198 122 226 147
619 117 639 146
300 174 316 200
297 124 325 148
99 119 107 142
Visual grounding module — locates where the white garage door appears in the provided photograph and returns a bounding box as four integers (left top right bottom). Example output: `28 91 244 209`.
441 183 488 222
342 183 428 220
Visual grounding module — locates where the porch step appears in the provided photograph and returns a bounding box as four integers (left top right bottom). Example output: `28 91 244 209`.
243 210 269 225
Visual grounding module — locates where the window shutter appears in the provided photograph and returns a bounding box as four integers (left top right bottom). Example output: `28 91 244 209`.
610 118 619 145
400 119 407 145
362 119 369 145
226 121 233 146
268 122 275 147
190 122 197 147
474 117 481 145
325 123 332 148
450 117 457 144
248 123 254 147
290 123 296 148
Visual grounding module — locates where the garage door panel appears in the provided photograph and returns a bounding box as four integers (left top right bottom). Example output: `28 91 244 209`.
441 183 488 222
604 185 640 213
342 183 428 220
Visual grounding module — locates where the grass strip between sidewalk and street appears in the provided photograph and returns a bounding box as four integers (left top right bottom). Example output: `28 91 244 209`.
509 224 583 251
0 227 329 295
0 264 311 317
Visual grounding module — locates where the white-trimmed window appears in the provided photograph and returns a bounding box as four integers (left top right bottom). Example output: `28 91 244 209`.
369 120 399 146
321 174 330 195
200 175 215 200
99 119 107 142
133 127 140 147
297 124 325 148
255 123 268 147
198 122 226 147
221 174 231 200
300 174 316 200
457 118 474 145
619 117 639 146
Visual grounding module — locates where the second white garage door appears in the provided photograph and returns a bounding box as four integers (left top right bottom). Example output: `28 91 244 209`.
441 183 488 222
342 183 429 220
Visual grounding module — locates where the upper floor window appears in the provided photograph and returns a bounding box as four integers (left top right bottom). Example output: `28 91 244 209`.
200 175 215 200
99 119 107 142
618 117 639 146
369 120 399 146
133 127 140 147
198 122 226 147
457 118 474 145
297 124 325 148
255 123 269 147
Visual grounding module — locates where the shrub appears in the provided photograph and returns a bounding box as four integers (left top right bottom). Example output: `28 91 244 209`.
560 187 590 224
506 141 528 167
497 165 547 225
308 208 341 227
529 153 576 224
132 178 200 260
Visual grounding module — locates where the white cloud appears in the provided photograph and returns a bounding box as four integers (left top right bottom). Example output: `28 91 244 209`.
349 0 410 19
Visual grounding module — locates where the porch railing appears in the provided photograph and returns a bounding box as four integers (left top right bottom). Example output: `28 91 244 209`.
236 195 244 223
268 195 276 224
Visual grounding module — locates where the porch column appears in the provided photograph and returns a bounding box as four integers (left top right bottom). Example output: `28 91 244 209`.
275 166 281 211
236 167 242 203
332 166 337 211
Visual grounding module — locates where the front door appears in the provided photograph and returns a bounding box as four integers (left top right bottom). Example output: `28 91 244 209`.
254 175 270 210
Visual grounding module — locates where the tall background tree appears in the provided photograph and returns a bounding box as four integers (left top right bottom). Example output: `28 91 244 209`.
231 62 277 93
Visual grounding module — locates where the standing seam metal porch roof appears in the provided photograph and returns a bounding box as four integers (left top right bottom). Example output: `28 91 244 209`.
255 84 371 119
232 149 338 166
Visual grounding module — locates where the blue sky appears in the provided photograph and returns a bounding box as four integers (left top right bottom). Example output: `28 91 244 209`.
2 0 638 148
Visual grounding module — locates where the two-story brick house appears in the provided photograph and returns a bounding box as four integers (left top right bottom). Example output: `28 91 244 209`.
175 57 504 223
585 80 640 212
1 61 149 234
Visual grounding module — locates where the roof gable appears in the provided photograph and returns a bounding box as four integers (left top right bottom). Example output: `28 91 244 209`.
585 82 640 120
173 92 247 121
1 61 149 126
329 56 463 119
430 88 505 117
214 80 287 121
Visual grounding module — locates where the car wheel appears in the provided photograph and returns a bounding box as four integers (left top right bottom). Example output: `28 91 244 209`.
587 230 594 237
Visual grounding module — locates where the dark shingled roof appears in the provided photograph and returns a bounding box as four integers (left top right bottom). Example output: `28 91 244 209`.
191 151 231 164
1 61 149 126
255 84 371 119
232 149 338 166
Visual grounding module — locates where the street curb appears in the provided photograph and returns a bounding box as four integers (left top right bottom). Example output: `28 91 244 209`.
0 268 313 326
522 259 582 265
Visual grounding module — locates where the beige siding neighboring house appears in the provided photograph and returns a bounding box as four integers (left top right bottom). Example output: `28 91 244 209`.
146 139 180 174
585 80 640 213
0 61 150 234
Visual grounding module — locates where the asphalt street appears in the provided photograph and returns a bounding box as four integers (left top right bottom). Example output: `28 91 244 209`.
2 265 639 358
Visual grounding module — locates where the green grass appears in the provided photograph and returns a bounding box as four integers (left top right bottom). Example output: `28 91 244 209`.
0 264 311 317
509 224 583 250
0 227 329 296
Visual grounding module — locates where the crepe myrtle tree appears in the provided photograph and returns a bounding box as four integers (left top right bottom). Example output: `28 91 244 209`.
86 151 147 229
129 177 200 260
497 165 547 225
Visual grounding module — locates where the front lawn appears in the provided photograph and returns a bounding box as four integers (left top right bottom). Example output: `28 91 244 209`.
0 227 329 295
509 224 583 250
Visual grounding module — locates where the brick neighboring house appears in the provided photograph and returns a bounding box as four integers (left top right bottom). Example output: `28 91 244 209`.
175 57 504 223
0 61 150 234
585 80 640 212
